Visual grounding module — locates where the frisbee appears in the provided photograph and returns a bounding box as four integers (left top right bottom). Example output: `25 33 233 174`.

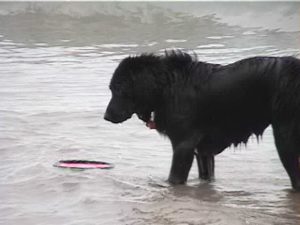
53 160 114 169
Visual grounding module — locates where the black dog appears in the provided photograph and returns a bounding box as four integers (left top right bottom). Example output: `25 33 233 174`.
104 50 300 190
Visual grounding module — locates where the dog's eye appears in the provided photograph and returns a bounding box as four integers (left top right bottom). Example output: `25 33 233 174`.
112 91 132 101
123 92 133 99
116 90 132 99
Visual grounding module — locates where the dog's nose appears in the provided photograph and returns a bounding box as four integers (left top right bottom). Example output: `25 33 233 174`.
104 110 121 123
104 111 112 122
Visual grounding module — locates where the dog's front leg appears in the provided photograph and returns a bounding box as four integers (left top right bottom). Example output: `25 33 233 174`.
168 137 197 185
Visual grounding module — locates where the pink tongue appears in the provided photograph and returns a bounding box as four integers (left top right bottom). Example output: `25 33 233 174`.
146 121 156 129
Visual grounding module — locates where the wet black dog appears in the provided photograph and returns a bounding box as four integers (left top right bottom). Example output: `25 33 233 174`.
104 50 300 190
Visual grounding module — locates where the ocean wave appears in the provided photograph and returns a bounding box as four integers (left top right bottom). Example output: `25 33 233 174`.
0 2 298 32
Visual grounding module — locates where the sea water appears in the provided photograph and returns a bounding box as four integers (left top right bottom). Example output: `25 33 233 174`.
0 2 300 225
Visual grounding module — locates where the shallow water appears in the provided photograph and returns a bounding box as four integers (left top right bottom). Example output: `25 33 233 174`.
1 2 300 225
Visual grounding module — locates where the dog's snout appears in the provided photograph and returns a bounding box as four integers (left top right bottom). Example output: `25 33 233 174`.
104 110 113 122
104 108 125 123
104 97 134 124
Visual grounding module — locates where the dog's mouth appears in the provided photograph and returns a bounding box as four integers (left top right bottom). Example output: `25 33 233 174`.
137 111 150 122
137 111 157 129
146 120 156 129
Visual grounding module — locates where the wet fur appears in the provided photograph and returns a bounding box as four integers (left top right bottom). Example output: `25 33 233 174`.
104 50 300 190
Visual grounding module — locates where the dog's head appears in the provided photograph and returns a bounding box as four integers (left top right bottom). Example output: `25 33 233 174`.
104 54 162 124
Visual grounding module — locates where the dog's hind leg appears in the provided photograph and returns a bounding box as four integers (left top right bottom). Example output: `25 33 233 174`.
273 123 300 191
195 151 215 181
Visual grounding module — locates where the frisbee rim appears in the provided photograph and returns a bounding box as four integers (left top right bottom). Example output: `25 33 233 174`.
53 160 114 169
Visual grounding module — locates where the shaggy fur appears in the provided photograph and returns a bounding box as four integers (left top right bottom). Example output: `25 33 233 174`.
104 50 300 190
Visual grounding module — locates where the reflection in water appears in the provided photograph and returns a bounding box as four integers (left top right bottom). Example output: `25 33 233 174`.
0 2 300 225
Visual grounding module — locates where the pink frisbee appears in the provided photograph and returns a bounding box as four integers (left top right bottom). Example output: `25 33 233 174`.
54 160 114 169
